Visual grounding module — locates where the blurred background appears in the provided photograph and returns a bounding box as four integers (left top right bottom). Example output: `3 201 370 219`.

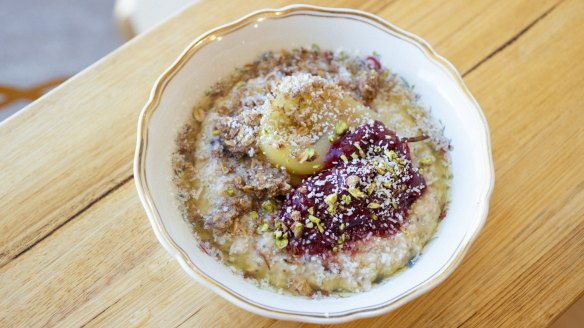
0 1 581 326
0 0 193 122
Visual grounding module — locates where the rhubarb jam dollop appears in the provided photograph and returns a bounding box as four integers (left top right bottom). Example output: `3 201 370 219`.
275 120 426 255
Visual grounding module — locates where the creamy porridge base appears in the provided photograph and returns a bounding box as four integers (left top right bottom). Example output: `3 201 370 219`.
173 48 451 297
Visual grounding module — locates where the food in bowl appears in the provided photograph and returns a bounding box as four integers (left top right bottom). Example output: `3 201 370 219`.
172 47 451 297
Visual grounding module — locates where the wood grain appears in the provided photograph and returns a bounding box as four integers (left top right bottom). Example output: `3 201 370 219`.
0 0 582 326
0 0 557 268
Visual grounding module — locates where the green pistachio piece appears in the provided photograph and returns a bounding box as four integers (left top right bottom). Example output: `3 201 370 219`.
341 194 352 205
354 142 366 158
348 187 367 199
367 202 381 209
335 121 349 135
309 215 325 233
325 193 338 206
293 222 303 238
260 223 270 232
420 156 433 165
275 237 288 249
261 200 276 212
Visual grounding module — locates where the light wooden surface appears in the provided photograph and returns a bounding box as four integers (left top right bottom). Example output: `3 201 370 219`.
1 0 583 326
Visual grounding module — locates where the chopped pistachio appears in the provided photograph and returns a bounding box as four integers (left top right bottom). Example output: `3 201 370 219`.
341 194 352 205
340 154 349 163
332 246 338 252
391 202 398 209
305 222 314 229
420 156 433 165
275 237 288 249
298 186 308 194
274 230 288 249
339 223 345 231
348 186 367 199
311 43 320 51
309 215 324 233
312 164 322 169
366 183 376 195
212 130 220 136
354 142 365 157
260 223 270 232
261 200 276 212
225 187 235 196
250 211 258 220
351 152 359 160
367 202 381 209
385 149 398 161
374 146 381 153
327 206 337 215
335 121 349 135
308 207 314 215
371 214 378 220
324 193 338 206
327 134 337 143
375 166 386 175
293 222 303 238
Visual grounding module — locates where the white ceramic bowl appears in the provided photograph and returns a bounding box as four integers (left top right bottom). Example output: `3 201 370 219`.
134 5 494 324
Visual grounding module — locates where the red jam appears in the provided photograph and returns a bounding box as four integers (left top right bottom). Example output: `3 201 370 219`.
276 121 425 255
366 55 382 71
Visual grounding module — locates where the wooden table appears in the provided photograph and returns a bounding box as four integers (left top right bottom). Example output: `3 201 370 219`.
1 0 583 326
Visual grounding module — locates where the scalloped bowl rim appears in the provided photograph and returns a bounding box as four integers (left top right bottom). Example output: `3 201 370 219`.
134 4 495 324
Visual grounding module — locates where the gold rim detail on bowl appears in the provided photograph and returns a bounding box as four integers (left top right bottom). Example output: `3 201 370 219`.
134 4 495 321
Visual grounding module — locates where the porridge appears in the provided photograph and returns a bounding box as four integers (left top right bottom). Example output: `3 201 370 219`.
173 47 451 297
